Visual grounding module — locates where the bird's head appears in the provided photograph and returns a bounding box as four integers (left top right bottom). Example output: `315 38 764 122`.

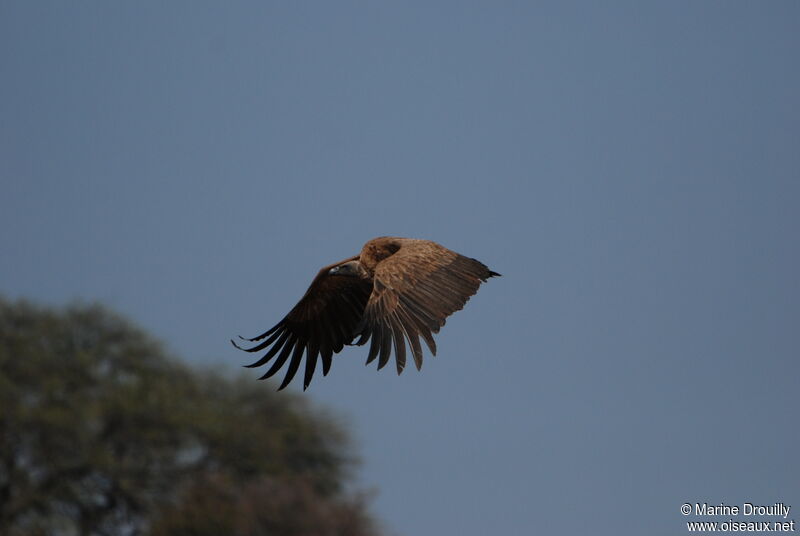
329 260 364 277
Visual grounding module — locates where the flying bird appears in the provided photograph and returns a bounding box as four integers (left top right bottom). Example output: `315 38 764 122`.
232 237 500 390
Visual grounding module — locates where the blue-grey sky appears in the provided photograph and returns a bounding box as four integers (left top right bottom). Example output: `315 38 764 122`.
2 2 798 535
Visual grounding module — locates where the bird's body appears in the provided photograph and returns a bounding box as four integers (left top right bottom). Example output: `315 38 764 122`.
233 237 499 390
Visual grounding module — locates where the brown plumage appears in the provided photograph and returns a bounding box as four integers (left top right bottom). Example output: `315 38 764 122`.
232 237 500 390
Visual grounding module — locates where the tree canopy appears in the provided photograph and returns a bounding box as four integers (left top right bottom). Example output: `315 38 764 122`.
0 297 381 536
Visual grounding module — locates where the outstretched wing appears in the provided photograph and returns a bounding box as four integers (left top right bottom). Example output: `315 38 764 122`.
354 240 499 374
233 256 373 390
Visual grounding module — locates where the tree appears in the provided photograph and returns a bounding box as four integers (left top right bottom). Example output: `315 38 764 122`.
0 297 381 536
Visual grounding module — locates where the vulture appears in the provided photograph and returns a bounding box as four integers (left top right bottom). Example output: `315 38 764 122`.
232 237 499 390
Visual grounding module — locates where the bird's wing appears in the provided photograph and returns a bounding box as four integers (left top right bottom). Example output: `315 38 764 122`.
233 255 373 390
354 240 498 374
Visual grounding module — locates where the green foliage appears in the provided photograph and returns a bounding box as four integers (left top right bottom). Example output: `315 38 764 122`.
0 297 380 536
